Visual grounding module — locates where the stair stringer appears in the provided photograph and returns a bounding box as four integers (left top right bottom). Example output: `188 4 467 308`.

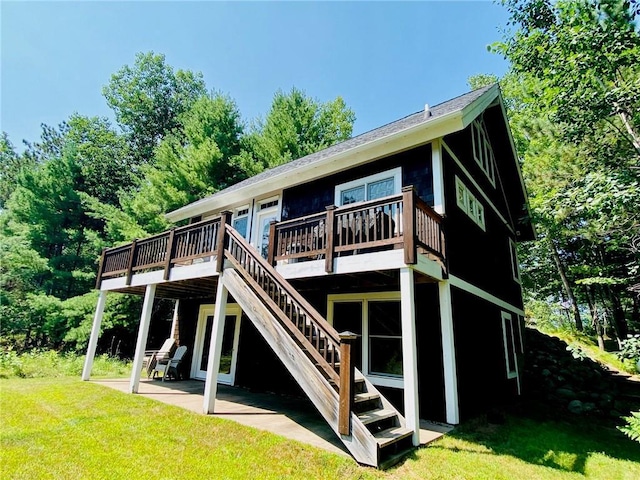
222 267 380 466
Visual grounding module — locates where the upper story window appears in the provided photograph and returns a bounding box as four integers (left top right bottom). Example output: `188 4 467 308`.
455 176 486 231
232 207 250 239
471 119 496 186
335 167 402 206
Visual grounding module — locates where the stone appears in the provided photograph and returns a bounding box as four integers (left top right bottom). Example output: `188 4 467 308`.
568 400 584 414
556 388 576 399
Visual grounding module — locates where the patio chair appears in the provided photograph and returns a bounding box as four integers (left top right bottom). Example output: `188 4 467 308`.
143 338 176 378
152 345 188 382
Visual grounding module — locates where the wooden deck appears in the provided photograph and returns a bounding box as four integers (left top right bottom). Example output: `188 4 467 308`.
94 379 452 454
96 187 446 289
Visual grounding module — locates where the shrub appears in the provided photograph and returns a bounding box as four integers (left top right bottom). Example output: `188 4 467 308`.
617 334 640 368
0 349 131 379
619 412 640 444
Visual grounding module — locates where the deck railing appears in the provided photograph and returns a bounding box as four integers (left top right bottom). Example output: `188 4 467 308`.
96 186 446 287
97 217 222 287
269 186 446 272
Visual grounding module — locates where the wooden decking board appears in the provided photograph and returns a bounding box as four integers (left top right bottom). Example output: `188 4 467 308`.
374 426 413 447
357 408 397 425
354 392 379 403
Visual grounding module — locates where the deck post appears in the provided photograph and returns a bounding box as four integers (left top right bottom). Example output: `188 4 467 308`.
95 248 106 290
439 280 459 424
163 228 176 281
402 186 417 265
400 267 420 445
81 290 107 381
216 211 232 273
170 299 180 344
324 205 336 273
203 277 229 414
125 239 138 286
338 331 357 436
267 220 277 266
129 284 156 394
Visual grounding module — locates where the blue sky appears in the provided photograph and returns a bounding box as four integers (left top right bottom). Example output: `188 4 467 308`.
1 1 510 150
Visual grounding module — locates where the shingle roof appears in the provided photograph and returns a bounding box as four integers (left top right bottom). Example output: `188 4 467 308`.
169 85 495 217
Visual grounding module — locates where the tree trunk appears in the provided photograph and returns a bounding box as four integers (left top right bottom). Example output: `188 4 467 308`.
586 286 605 351
607 287 629 347
548 237 583 331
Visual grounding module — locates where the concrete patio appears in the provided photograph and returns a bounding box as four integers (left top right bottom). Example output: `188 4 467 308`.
95 378 453 457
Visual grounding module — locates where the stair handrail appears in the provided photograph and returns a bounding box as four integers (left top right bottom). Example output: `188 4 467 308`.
223 225 341 347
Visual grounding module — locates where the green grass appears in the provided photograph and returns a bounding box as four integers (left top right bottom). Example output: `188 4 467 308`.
0 350 131 379
536 326 637 374
2 378 639 479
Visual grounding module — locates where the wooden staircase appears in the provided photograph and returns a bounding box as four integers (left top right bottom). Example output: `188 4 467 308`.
220 225 415 467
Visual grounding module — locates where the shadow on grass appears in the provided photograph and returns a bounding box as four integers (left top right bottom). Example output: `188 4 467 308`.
437 413 640 475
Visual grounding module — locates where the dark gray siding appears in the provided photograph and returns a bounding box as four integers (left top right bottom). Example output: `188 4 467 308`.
281 144 433 220
442 146 524 309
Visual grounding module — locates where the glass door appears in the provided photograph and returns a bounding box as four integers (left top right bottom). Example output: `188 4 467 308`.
253 199 279 259
192 305 242 385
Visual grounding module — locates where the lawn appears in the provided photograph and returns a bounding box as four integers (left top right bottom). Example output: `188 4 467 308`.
1 378 639 479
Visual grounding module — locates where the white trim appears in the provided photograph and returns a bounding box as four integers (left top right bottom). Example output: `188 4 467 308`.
334 167 402 206
232 205 251 240
438 281 459 425
129 284 156 394
192 304 242 384
170 299 180 339
509 238 521 284
449 274 525 316
432 138 445 215
203 279 229 414
501 311 521 394
460 85 501 129
82 291 107 381
100 261 218 292
166 111 473 223
471 119 496 187
455 176 486 231
251 196 281 257
442 141 515 236
400 267 420 445
327 292 404 389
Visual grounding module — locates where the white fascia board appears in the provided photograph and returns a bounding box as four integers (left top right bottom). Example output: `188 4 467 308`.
496 95 537 241
166 113 464 223
460 84 500 129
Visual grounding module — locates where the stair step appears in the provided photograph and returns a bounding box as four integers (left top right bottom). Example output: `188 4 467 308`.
374 426 413 448
357 408 397 425
354 392 380 404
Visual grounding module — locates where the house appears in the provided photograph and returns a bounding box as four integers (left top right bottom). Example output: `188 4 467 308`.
82 84 534 467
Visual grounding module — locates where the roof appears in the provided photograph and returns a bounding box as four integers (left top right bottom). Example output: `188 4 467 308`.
167 85 497 222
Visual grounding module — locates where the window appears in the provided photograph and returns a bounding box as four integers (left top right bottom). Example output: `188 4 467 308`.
471 119 496 186
501 312 518 379
328 292 403 388
455 176 485 230
509 238 520 283
233 207 250 240
254 198 279 259
335 168 401 206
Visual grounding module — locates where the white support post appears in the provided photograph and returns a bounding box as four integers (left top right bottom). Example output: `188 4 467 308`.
170 299 180 342
432 138 445 215
203 277 229 414
81 291 108 381
400 267 420 446
439 280 459 424
129 284 156 394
